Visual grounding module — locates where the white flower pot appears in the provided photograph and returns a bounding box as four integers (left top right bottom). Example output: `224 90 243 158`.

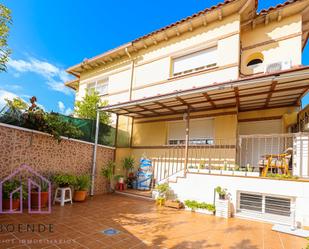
210 170 221 175
221 170 233 175
234 171 246 176
185 207 214 215
246 172 260 177
198 169 209 174
152 190 159 200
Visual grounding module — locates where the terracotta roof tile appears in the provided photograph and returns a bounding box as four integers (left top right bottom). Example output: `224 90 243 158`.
259 0 300 15
133 0 236 42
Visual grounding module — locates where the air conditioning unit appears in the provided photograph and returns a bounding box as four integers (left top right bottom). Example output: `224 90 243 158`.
265 60 292 73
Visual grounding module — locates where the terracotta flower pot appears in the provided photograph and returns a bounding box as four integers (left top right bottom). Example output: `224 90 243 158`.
73 190 87 202
2 199 20 210
31 192 49 208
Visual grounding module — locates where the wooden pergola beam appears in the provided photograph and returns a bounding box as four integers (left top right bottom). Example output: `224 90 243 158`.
154 101 177 113
234 87 240 109
116 84 306 115
176 97 192 109
265 81 278 107
136 104 160 115
203 93 216 108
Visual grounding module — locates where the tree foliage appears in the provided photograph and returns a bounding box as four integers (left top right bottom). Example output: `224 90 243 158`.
0 4 12 72
74 91 110 124
0 96 83 142
5 97 28 111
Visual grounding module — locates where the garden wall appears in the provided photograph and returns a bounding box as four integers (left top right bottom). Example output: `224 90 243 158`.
0 123 115 195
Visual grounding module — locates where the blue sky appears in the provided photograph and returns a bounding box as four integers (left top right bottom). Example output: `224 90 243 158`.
0 0 308 114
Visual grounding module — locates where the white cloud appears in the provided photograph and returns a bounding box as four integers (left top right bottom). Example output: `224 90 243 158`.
0 89 17 109
47 81 72 95
58 101 65 112
7 57 73 95
64 107 73 116
3 84 22 91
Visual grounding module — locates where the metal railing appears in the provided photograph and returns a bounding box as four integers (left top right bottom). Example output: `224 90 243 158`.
238 133 309 178
151 139 236 183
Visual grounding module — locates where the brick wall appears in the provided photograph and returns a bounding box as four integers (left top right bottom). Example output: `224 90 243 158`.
0 123 114 195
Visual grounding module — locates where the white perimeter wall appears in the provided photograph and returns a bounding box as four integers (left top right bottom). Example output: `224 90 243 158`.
169 173 309 226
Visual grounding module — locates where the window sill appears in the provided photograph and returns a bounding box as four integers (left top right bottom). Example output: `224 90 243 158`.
169 65 219 80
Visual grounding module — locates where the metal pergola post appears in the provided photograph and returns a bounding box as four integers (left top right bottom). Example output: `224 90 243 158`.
184 108 190 176
113 114 119 174
90 110 100 196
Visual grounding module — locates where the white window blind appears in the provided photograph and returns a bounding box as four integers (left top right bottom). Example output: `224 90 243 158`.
96 78 108 95
173 47 217 75
168 118 214 145
87 78 108 95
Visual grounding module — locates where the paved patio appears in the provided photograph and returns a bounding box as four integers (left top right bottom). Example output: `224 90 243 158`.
0 194 307 249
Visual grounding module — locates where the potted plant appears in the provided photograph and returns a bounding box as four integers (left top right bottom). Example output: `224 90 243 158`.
73 175 90 202
188 165 198 173
215 186 231 218
101 161 115 192
210 166 221 175
30 180 49 209
122 156 135 178
155 183 170 206
2 179 22 211
165 199 183 209
114 175 125 184
221 162 233 175
53 173 76 187
215 186 227 200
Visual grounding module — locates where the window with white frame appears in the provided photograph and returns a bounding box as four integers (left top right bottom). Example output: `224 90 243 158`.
167 118 214 145
172 47 217 77
87 78 108 95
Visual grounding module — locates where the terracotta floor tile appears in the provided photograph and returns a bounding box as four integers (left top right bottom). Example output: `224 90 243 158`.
0 194 307 249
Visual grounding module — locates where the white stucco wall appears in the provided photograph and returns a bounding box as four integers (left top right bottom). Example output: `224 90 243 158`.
169 173 309 226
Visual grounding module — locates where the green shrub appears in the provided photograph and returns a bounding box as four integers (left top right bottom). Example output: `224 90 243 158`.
74 175 91 191
53 173 76 187
3 180 21 199
266 173 299 180
101 161 115 181
215 186 227 197
122 156 135 177
155 183 170 197
184 200 215 212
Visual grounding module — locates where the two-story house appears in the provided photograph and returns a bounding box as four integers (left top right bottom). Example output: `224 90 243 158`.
65 0 309 227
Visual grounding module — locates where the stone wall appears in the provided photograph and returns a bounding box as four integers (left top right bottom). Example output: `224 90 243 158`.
0 123 114 195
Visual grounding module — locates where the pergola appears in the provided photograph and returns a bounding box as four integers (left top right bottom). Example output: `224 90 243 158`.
100 67 309 119
90 66 309 195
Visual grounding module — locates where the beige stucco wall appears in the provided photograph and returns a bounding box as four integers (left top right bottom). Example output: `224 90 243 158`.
76 14 241 106
132 113 237 147
0 124 114 195
241 14 302 74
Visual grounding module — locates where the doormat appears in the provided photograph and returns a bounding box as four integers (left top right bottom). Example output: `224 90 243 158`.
101 228 120 236
272 224 309 238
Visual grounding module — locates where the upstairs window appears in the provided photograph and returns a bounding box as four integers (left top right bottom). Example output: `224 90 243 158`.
172 47 217 77
247 59 263 67
87 78 108 95
246 52 264 68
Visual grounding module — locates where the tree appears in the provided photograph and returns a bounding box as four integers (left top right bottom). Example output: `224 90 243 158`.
0 4 12 72
74 91 110 124
5 97 28 111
